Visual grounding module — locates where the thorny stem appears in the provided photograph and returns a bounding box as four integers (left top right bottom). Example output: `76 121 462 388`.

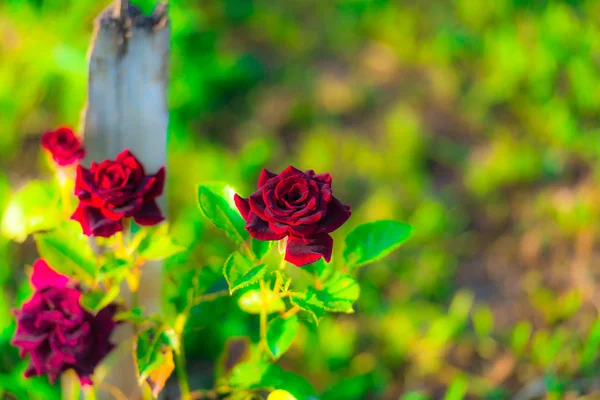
83 385 97 400
273 257 288 295
281 305 301 320
242 241 258 262
114 231 126 257
259 279 268 355
193 290 230 305
57 168 73 217
278 257 287 271
98 382 128 400
273 273 283 295
174 339 192 400
61 370 80 400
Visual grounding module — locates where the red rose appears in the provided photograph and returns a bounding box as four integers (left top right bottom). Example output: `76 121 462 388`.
41 127 86 167
30 259 69 290
234 166 351 266
11 260 117 385
71 149 165 237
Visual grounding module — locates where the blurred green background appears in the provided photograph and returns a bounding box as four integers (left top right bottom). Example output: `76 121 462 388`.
2 0 600 399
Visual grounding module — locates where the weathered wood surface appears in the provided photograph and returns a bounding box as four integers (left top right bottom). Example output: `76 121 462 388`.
80 1 169 398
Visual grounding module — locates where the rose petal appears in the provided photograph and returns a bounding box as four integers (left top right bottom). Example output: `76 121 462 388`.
274 176 304 200
257 168 277 188
11 332 48 349
135 175 157 197
287 223 318 237
234 194 251 220
292 210 324 226
312 172 332 185
246 212 286 240
268 219 289 235
116 149 146 175
132 201 164 226
285 233 333 266
316 197 352 233
250 191 269 219
149 167 166 198
75 165 94 194
100 205 126 221
71 204 123 237
278 166 305 179
31 259 69 290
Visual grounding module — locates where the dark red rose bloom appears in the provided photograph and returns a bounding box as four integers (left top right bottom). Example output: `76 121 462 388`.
234 166 351 266
71 149 165 237
41 127 86 167
11 260 117 385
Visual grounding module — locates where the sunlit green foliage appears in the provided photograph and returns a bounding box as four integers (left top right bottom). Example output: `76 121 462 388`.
2 0 600 398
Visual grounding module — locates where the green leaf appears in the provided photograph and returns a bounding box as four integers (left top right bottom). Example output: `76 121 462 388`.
1 181 60 243
321 372 378 400
170 266 222 315
134 328 174 385
223 252 266 294
290 292 325 324
511 321 532 354
581 318 600 370
315 273 360 313
302 259 331 282
444 376 468 400
34 222 97 284
197 184 248 244
136 225 186 261
98 257 130 281
274 271 291 293
472 305 494 338
343 220 412 268
268 390 298 400
238 289 285 314
400 392 430 400
80 286 120 313
267 315 299 359
115 307 146 324
228 361 316 399
251 237 274 260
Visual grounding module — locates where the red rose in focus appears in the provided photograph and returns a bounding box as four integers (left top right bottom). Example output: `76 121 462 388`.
41 127 85 167
72 149 165 237
11 259 117 385
234 166 351 266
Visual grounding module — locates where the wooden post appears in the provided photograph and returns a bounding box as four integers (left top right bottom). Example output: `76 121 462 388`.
80 1 169 399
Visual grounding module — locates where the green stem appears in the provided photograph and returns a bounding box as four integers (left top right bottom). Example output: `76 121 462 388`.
259 279 268 355
242 240 258 262
175 339 191 400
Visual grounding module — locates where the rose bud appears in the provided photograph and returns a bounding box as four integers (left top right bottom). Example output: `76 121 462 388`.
11 260 117 385
41 127 86 167
71 149 165 237
234 166 351 266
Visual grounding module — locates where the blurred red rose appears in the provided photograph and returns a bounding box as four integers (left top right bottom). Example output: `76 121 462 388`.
11 260 117 385
41 126 85 167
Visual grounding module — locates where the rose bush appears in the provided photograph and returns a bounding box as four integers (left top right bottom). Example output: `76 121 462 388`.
234 166 351 266
41 127 85 167
3 130 412 399
71 149 165 237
